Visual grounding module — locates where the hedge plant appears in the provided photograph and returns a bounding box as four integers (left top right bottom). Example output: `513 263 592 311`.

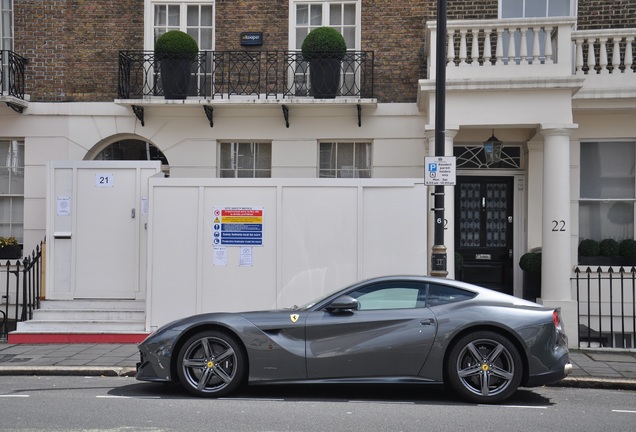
301 27 347 61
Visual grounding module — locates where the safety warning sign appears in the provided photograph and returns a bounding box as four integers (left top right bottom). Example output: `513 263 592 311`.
213 206 263 246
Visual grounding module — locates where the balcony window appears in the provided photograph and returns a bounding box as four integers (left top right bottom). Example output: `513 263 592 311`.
319 142 371 178
219 142 272 178
501 0 573 18
150 1 214 50
579 141 636 242
1 0 12 94
0 140 23 243
292 1 360 96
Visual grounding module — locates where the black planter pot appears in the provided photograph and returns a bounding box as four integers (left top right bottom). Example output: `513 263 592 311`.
309 58 342 99
522 271 541 302
0 244 21 259
160 58 194 100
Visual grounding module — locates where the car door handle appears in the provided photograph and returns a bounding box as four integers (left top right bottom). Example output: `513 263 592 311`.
420 318 435 326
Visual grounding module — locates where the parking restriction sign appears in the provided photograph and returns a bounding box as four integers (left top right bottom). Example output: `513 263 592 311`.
425 156 456 186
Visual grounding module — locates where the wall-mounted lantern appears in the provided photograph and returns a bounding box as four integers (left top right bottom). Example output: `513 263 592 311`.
483 130 503 164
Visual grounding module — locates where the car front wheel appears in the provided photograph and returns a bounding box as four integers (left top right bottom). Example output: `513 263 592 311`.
177 330 246 397
447 331 523 403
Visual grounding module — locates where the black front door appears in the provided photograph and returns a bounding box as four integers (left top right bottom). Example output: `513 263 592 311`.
455 176 514 294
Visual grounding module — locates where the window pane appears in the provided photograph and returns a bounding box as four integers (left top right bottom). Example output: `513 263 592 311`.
154 5 166 26
168 5 180 26
330 4 342 26
296 4 308 25
310 4 322 26
343 4 356 25
548 0 570 16
580 142 635 199
525 0 547 17
579 201 634 241
319 143 336 171
501 0 523 18
255 143 271 170
187 5 198 26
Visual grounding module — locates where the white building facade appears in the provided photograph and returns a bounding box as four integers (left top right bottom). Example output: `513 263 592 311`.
1 0 635 347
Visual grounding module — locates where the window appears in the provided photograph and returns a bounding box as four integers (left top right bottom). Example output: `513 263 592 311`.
0 140 24 243
219 142 271 178
151 1 214 50
579 141 636 241
292 1 360 96
1 0 13 94
348 283 423 310
319 142 371 178
293 1 358 51
426 284 476 307
500 0 573 18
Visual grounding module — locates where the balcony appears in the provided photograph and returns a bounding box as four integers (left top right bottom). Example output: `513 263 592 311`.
118 50 374 101
423 17 636 102
0 50 28 112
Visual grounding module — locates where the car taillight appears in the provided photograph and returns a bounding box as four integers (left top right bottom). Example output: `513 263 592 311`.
553 309 561 328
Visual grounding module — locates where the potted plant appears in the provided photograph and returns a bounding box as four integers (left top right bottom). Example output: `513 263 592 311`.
155 30 199 100
519 248 541 301
301 27 347 99
0 236 21 259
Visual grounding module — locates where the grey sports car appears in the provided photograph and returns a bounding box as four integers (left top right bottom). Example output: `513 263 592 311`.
136 275 571 403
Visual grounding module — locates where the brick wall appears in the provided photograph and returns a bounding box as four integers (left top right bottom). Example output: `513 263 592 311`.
10 0 635 104
14 0 143 102
577 0 636 29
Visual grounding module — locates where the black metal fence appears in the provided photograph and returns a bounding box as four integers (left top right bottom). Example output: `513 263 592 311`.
573 266 636 348
0 241 44 341
0 50 28 99
118 50 374 100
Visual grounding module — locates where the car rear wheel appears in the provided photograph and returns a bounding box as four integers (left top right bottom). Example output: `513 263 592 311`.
447 331 523 403
177 330 246 397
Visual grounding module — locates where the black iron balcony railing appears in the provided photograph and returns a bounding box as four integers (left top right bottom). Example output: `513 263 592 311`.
118 51 374 100
0 50 27 100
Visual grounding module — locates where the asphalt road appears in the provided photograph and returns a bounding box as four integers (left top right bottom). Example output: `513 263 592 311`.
0 376 635 432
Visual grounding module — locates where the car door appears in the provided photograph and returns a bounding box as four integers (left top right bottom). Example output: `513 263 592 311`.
305 281 437 379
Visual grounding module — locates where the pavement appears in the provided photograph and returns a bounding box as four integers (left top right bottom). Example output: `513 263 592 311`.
0 342 635 391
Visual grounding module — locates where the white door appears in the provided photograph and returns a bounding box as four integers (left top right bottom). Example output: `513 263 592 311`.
47 161 160 300
74 168 138 298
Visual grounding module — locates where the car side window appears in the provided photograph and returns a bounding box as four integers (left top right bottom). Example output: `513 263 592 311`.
426 283 476 307
348 284 424 310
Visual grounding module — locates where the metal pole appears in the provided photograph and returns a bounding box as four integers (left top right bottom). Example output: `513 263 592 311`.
431 0 448 277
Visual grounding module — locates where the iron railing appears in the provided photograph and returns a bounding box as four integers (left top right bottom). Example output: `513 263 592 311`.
0 240 43 341
0 50 28 100
118 50 374 100
574 266 636 349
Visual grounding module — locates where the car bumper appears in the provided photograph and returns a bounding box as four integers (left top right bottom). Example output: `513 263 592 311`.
526 353 572 387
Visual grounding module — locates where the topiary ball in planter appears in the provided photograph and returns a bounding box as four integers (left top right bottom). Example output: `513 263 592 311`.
519 252 541 273
620 239 636 258
301 27 347 99
155 30 199 99
578 239 600 257
599 238 620 257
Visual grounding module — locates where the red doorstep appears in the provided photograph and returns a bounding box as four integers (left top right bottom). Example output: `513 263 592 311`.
7 333 149 344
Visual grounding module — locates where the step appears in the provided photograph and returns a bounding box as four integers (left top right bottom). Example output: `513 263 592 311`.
31 309 145 321
15 319 146 332
38 299 145 311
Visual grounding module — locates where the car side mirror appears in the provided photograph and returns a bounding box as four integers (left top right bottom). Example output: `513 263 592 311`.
325 295 359 312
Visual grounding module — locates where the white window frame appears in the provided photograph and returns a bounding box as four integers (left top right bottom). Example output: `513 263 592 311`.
218 142 272 178
498 0 576 18
144 0 216 50
0 139 24 243
289 0 361 52
578 140 636 242
319 141 372 178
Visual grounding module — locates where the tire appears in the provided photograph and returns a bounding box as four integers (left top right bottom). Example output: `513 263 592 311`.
176 330 246 397
447 330 523 403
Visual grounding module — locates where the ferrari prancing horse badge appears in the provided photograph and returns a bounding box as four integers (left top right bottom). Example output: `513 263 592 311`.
290 314 299 323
